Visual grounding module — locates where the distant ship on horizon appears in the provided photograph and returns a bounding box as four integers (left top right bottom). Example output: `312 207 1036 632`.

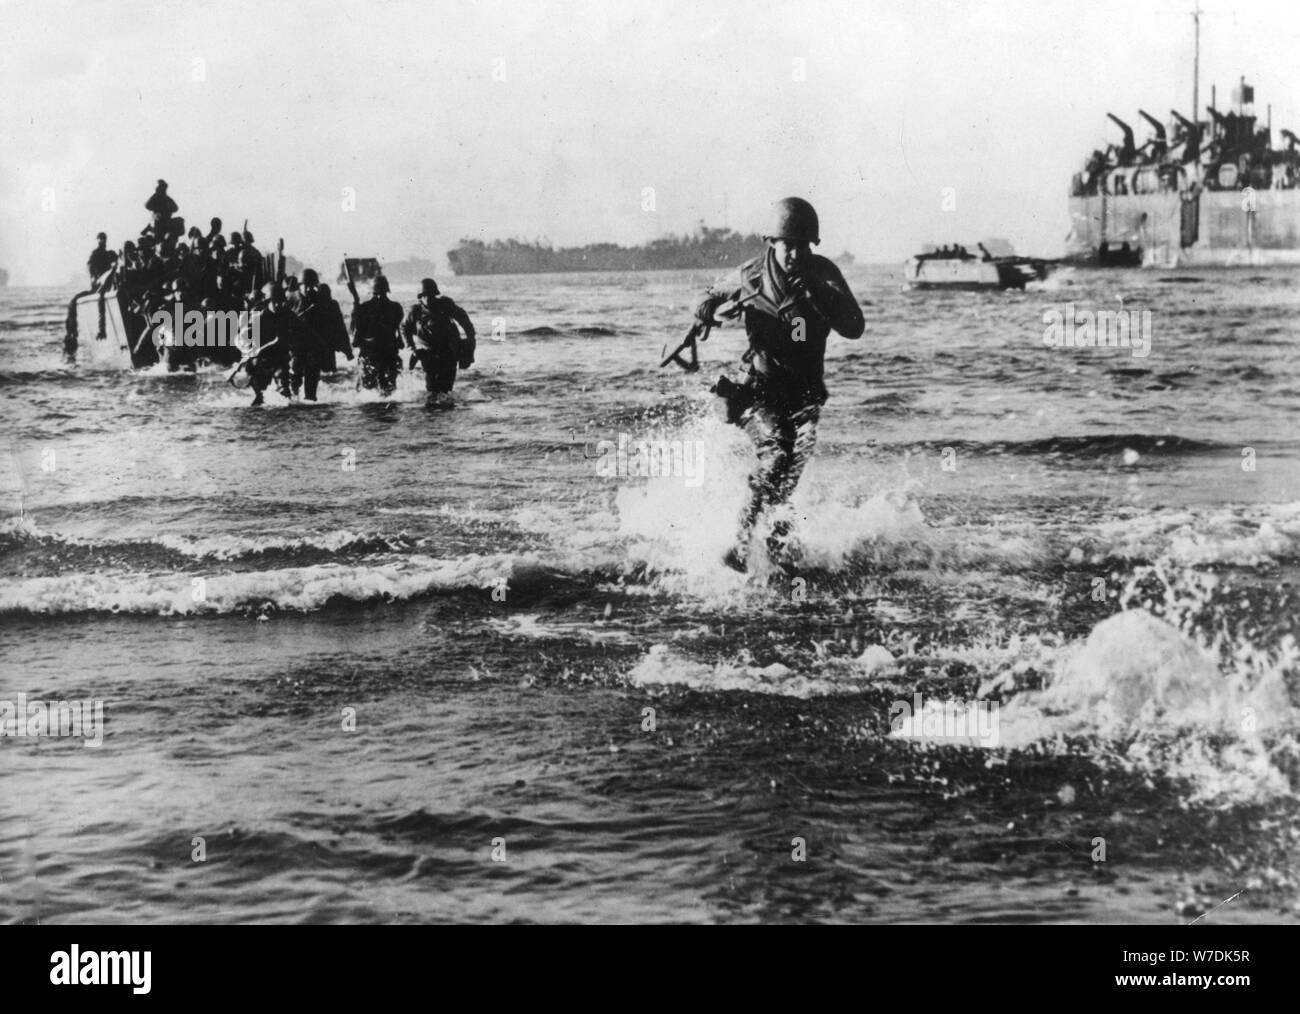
447 225 766 275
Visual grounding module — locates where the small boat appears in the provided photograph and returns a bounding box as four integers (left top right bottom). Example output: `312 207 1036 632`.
905 239 1054 290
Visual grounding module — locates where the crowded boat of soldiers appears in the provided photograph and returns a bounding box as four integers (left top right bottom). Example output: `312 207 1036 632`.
65 180 478 406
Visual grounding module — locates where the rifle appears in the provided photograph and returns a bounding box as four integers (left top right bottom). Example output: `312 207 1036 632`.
660 319 710 372
342 255 359 304
659 292 761 372
340 256 367 390
225 338 281 388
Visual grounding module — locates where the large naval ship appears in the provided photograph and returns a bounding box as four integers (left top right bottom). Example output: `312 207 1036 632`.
1065 12 1300 266
447 225 765 275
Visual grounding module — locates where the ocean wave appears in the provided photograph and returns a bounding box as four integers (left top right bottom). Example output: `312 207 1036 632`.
0 517 424 566
0 553 534 616
901 434 1225 457
1081 504 1300 568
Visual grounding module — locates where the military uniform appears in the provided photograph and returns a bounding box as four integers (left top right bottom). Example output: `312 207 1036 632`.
401 288 476 394
309 287 352 373
145 183 178 233
351 293 404 396
287 292 327 401
695 199 864 568
247 300 301 404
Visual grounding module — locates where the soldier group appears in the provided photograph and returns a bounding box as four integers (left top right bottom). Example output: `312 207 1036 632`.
241 273 476 407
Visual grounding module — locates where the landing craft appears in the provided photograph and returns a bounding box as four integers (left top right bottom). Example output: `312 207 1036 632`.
905 240 1053 291
68 237 287 370
338 257 383 286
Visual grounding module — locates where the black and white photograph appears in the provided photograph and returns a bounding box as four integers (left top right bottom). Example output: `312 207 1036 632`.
0 0 1296 953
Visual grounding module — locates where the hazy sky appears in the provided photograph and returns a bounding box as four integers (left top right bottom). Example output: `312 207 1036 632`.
3 0 1299 283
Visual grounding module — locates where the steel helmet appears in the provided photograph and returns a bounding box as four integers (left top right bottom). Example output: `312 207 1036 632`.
419 277 440 297
372 274 391 295
765 197 820 245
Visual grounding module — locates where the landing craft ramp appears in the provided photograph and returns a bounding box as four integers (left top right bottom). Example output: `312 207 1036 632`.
71 290 142 369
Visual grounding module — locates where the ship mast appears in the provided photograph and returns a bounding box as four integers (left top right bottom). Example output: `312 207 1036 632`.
1192 1 1200 129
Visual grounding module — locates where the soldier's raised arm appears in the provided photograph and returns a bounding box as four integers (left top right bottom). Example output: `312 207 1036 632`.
809 260 864 339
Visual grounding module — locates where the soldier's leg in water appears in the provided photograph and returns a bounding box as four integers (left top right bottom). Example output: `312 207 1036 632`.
358 354 377 390
379 353 399 396
765 404 820 554
423 352 456 395
725 404 796 569
303 360 320 401
275 357 291 398
416 350 435 393
249 363 273 405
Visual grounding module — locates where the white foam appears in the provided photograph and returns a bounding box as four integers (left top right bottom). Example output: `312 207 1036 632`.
627 643 883 699
0 552 524 615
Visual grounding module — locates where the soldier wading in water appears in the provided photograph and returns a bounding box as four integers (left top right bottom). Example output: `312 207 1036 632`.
694 197 864 572
402 278 477 404
350 274 404 396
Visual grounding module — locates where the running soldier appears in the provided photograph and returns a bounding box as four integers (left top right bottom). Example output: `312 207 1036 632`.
694 197 864 571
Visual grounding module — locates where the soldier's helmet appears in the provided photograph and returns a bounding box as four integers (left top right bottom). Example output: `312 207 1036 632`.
764 197 820 245
302 268 319 287
372 275 391 295
419 277 439 298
